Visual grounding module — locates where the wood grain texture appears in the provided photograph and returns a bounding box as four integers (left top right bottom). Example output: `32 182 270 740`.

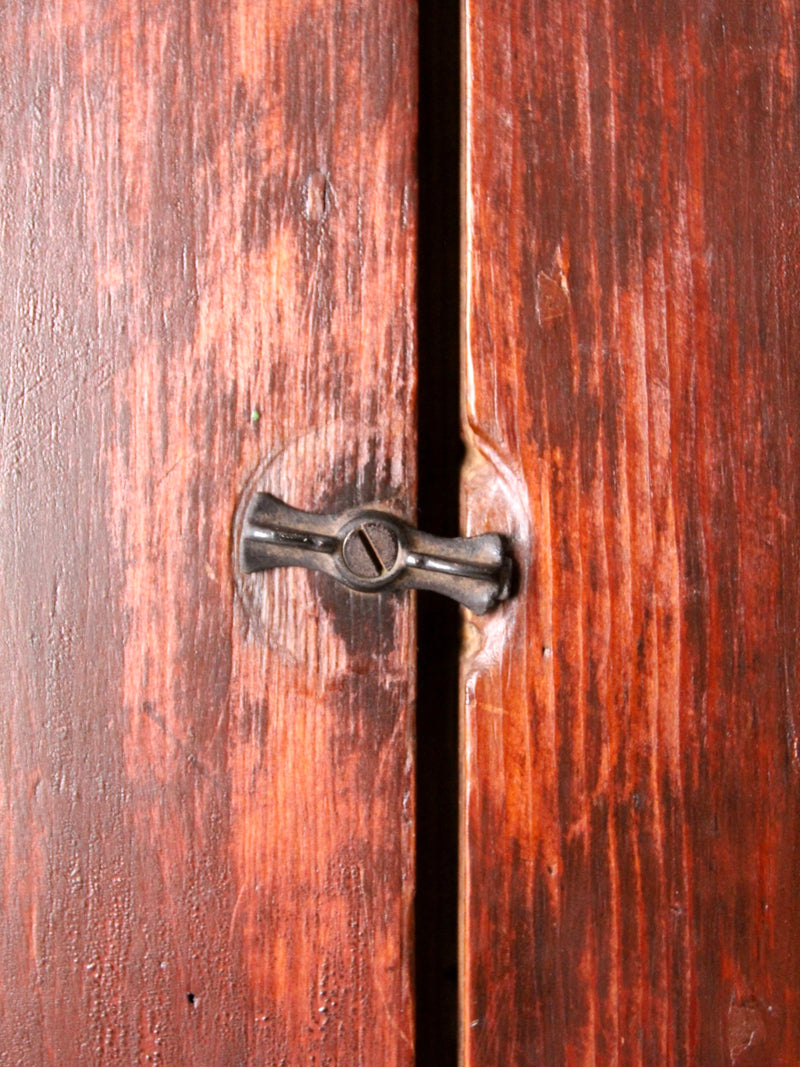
462 1 800 1063
0 2 416 1063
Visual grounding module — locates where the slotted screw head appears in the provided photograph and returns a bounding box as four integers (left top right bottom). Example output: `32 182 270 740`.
342 521 399 579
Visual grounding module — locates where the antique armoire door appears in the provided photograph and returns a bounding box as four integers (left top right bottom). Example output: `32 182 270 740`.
3 1 800 1065
0 3 417 1063
461 0 800 1064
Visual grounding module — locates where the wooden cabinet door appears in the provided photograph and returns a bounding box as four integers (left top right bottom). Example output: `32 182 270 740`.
462 1 800 1063
0 4 417 1063
4 3 800 1065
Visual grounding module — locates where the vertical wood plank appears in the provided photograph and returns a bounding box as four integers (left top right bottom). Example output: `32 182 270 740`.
462 0 800 1062
0 2 416 1063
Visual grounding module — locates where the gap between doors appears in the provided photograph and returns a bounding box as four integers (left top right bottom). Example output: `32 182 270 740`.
416 2 462 1064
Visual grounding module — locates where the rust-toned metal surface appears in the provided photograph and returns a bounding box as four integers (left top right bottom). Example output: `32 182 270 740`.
462 1 800 1063
0 2 417 1063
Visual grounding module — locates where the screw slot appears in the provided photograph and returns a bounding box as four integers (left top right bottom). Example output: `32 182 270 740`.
342 522 399 579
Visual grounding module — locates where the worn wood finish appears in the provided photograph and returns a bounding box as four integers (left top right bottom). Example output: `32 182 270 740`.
462 1 800 1063
0 2 416 1062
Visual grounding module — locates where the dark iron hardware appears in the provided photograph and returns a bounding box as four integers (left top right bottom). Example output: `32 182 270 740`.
240 494 512 615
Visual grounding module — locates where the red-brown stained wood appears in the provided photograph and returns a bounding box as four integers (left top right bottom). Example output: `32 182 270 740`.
462 1 800 1064
0 3 416 1063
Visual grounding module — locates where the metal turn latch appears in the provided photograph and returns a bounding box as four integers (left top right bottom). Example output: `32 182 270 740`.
240 494 512 615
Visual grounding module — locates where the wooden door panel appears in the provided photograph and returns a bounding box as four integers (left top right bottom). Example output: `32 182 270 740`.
463 1 800 1063
0 3 417 1063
